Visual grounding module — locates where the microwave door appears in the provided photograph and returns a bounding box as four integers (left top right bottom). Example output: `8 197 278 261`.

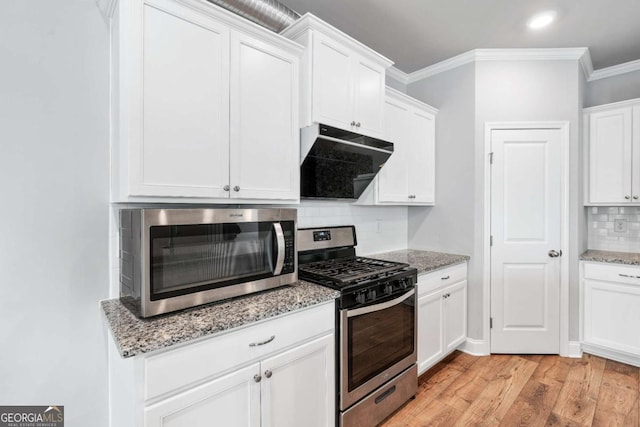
272 222 285 275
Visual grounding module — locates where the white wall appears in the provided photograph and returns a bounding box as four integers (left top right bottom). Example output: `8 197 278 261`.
585 69 640 107
385 74 407 93
297 200 408 256
475 60 583 342
407 59 583 343
405 63 478 333
0 1 110 425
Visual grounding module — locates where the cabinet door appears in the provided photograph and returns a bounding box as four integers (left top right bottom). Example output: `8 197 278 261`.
588 107 633 203
584 279 640 355
408 109 436 205
229 32 299 200
377 98 409 203
417 290 444 374
353 56 386 138
134 2 230 198
444 281 467 353
260 334 334 427
144 363 260 427
311 33 353 131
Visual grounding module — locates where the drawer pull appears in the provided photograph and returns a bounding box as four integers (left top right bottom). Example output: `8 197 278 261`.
618 273 640 279
249 335 275 347
441 275 450 280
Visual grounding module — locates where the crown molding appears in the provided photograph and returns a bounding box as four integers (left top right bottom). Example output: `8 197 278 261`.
589 58 640 82
403 47 592 84
386 66 409 85
407 50 477 84
96 0 117 19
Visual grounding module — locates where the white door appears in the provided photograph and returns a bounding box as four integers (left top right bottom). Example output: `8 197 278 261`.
417 290 443 373
260 334 334 427
490 128 562 354
229 31 299 201
408 109 436 204
588 107 634 204
378 97 409 203
443 280 467 353
352 56 386 138
144 364 260 427
136 2 230 198
312 33 352 131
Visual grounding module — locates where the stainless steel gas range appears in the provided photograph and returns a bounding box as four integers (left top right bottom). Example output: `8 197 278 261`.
298 226 418 427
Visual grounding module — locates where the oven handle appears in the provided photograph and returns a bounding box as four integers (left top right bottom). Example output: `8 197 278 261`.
347 288 415 318
273 222 285 275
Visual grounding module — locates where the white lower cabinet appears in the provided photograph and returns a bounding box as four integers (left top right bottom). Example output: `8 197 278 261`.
109 302 335 427
582 262 640 366
416 263 467 374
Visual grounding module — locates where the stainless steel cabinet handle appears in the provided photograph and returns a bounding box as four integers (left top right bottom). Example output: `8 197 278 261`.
625 195 631 200
264 370 272 379
223 185 230 191
254 374 262 383
441 275 450 280
548 250 562 258
233 185 240 192
619 273 640 279
249 335 275 347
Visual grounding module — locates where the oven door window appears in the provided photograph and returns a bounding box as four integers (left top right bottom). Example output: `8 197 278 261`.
149 222 277 300
347 294 415 392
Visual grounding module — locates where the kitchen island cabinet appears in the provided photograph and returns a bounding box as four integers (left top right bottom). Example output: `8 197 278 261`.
109 0 301 203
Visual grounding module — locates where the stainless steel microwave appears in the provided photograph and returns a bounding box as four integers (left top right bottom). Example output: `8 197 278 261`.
119 208 297 318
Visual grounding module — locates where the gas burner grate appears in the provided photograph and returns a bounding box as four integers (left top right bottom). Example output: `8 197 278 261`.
298 256 408 284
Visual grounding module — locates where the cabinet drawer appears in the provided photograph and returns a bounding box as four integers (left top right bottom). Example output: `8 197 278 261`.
584 262 640 286
144 301 334 400
418 263 467 296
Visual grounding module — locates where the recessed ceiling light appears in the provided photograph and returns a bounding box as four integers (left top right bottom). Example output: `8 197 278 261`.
527 11 557 29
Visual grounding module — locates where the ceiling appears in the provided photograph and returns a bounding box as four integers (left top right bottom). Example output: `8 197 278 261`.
277 0 640 74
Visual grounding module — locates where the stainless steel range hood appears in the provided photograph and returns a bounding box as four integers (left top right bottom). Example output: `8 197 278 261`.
300 124 394 200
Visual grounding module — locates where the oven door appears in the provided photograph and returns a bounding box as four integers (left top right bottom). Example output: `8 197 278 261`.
340 288 416 411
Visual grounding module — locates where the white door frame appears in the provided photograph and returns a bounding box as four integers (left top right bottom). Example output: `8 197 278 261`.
483 121 570 356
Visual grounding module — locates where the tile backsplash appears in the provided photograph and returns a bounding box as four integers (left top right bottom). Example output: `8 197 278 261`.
588 206 640 252
296 200 408 256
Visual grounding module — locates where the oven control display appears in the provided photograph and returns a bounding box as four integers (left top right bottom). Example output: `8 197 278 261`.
313 230 331 241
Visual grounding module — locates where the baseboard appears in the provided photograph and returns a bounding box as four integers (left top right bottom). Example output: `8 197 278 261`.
566 341 583 358
582 343 640 367
459 338 489 356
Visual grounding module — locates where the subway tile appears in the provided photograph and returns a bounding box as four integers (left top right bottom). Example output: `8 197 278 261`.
607 207 619 214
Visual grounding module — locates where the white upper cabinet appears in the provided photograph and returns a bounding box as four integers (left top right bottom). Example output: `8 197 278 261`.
110 0 301 203
585 99 640 205
281 13 392 138
359 87 437 205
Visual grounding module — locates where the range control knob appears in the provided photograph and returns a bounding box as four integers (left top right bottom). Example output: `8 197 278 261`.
355 292 366 305
399 279 408 290
383 284 393 295
367 289 377 301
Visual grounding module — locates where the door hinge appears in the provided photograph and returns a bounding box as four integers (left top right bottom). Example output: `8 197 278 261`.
489 152 494 164
490 317 493 329
490 235 493 246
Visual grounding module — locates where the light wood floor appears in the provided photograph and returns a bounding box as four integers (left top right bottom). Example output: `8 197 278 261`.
381 352 640 427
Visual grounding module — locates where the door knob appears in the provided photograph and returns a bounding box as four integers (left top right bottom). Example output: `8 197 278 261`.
350 121 356 126
356 122 361 127
254 374 262 383
548 250 562 258
233 186 240 192
625 195 631 200
264 370 272 379
223 185 230 191
634 196 639 200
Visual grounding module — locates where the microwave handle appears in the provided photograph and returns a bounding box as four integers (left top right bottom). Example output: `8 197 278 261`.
273 222 285 275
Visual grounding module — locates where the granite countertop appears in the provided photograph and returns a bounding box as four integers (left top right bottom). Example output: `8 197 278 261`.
102 281 339 358
371 249 469 274
580 249 640 266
